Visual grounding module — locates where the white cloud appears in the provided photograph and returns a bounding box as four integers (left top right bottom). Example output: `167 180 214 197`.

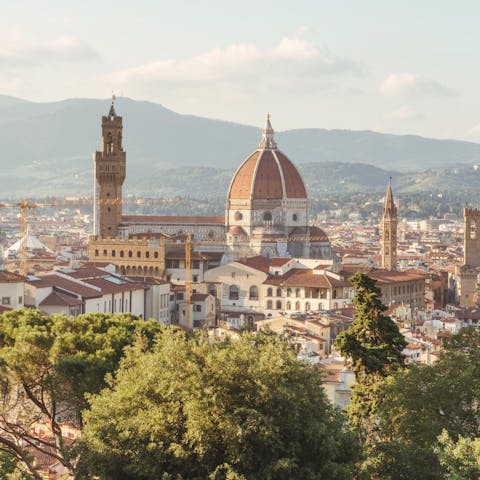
108 37 364 91
465 123 480 141
380 73 454 98
385 104 423 122
0 34 99 66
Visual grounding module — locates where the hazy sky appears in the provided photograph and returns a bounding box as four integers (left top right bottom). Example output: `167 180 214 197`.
1 1 479 140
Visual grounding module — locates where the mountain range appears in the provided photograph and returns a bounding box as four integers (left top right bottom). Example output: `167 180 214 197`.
1 95 480 197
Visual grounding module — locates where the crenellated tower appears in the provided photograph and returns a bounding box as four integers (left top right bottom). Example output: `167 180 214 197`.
381 178 398 271
463 208 480 267
93 96 126 237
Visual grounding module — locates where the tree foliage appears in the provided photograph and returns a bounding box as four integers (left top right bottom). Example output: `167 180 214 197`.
80 329 359 480
0 309 163 480
335 273 406 378
363 327 480 479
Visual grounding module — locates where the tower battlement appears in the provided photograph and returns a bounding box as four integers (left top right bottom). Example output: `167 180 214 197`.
464 208 480 218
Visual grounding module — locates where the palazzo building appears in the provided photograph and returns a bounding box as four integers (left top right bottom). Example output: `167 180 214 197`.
89 100 332 276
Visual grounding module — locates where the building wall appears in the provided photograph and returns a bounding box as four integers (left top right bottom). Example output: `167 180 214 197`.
89 236 165 277
0 281 24 308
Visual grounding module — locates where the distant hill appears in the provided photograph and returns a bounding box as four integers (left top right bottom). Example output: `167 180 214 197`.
1 96 480 197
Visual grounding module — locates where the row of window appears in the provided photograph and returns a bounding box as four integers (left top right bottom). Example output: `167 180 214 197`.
392 283 422 295
266 287 331 299
266 300 333 311
95 249 159 259
230 285 335 300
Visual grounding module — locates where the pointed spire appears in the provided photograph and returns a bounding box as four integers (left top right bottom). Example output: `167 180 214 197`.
384 177 397 217
259 113 277 149
108 92 116 118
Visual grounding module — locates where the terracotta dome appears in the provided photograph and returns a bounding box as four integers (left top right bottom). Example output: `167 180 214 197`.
227 116 307 201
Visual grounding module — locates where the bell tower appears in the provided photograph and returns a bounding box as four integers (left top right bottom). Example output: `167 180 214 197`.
93 95 126 237
381 178 398 271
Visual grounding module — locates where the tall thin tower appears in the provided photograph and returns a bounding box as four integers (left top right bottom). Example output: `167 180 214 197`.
381 178 398 271
93 96 126 237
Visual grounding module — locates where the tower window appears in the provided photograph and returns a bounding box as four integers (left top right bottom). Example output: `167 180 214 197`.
470 221 477 239
234 211 243 221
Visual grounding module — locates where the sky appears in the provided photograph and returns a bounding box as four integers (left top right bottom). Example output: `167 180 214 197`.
1 0 480 141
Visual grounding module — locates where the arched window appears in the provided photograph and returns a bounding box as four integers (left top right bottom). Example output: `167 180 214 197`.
234 211 243 221
267 300 273 309
137 251 141 258
305 302 311 312
292 213 298 221
295 288 301 298
267 287 273 297
249 286 258 300
286 301 291 310
263 211 272 228
154 251 158 259
229 285 239 300
209 284 217 296
95 249 99 257
385 229 390 240
286 288 292 297
146 251 150 258
276 288 282 297
385 246 389 255
103 249 107 256
295 301 301 311
276 300 282 310
120 250 124 258
128 250 133 258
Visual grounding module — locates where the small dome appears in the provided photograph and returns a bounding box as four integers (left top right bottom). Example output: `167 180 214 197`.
227 116 307 201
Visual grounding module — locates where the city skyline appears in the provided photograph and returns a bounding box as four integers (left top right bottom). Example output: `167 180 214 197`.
1 1 480 141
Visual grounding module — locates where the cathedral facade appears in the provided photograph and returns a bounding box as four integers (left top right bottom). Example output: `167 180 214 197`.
89 100 332 275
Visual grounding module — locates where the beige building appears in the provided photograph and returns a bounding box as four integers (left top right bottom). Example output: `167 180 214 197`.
454 208 480 306
0 270 25 309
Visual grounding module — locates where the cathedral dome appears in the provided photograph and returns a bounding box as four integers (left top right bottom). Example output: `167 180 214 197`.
227 116 307 201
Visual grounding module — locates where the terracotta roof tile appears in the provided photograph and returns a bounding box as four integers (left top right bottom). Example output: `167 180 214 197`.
26 274 101 299
40 291 83 307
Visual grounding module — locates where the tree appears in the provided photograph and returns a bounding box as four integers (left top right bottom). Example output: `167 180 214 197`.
334 273 406 434
0 309 164 480
436 431 480 480
335 273 406 378
363 327 480 479
80 329 359 480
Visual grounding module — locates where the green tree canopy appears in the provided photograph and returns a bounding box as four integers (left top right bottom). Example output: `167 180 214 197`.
0 309 164 480
364 327 480 480
80 329 359 480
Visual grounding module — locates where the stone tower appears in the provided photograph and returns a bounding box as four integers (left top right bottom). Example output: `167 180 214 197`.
381 179 398 271
463 208 480 267
93 96 126 237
